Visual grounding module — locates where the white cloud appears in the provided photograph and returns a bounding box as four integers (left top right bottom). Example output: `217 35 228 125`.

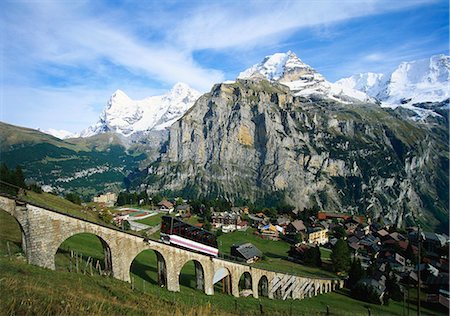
171 0 434 51
2 2 224 92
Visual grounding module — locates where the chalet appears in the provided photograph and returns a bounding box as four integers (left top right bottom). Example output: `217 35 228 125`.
248 214 267 227
376 229 389 239
307 227 328 245
259 223 279 240
276 216 290 227
176 204 191 218
286 220 307 235
211 211 246 232
158 200 174 213
345 222 358 235
231 243 262 263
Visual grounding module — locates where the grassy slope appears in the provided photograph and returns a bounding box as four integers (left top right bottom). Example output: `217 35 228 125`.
22 191 101 223
0 121 80 151
0 205 446 315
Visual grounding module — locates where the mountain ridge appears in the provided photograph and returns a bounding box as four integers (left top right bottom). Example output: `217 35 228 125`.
80 82 201 138
335 54 449 118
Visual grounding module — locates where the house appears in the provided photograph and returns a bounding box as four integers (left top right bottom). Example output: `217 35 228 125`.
248 214 266 227
288 244 309 261
345 222 358 235
376 229 390 239
317 212 351 221
176 204 191 218
259 223 279 240
388 232 406 242
231 243 262 263
286 220 307 235
93 192 117 207
276 216 290 227
158 200 174 213
307 227 329 245
211 210 245 232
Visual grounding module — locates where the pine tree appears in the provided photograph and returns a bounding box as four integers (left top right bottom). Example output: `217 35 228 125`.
348 258 365 288
314 245 322 267
13 166 26 188
331 239 351 273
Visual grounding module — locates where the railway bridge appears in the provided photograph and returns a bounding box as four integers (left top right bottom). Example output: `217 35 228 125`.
0 195 343 300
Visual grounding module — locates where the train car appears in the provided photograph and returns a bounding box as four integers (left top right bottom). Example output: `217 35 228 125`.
160 215 218 257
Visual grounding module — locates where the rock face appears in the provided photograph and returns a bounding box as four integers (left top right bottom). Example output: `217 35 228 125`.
149 79 448 232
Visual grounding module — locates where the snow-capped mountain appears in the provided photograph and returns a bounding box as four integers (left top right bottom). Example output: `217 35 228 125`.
335 54 450 107
81 82 201 137
238 51 372 103
40 128 79 139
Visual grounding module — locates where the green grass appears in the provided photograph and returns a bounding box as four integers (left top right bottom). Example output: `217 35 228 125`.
22 191 99 222
1 208 447 315
320 247 332 261
55 233 108 273
135 213 164 226
217 229 336 278
0 208 22 256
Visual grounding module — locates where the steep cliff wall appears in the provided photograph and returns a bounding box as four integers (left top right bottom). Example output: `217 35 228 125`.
148 79 448 231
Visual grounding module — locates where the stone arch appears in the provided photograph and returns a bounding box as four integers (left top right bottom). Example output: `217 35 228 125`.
258 275 269 297
0 208 26 255
129 249 167 288
54 232 112 275
178 259 205 291
238 271 253 297
213 267 232 295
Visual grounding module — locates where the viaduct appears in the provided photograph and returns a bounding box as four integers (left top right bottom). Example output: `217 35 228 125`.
0 195 343 300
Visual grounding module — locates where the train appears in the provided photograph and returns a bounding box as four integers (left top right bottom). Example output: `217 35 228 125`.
160 215 219 257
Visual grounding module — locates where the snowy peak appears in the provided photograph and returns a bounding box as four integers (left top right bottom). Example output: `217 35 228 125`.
81 83 201 137
238 51 319 82
385 54 449 104
335 73 387 97
239 51 372 104
336 54 450 106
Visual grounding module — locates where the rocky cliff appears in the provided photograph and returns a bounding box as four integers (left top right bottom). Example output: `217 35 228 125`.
148 79 448 232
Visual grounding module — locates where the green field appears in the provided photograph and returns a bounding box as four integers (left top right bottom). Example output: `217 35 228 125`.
0 207 446 316
217 228 336 278
136 213 164 226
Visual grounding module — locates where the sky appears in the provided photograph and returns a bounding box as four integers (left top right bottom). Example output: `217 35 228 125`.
1 0 448 133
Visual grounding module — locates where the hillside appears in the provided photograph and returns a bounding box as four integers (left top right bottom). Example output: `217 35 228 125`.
0 122 146 198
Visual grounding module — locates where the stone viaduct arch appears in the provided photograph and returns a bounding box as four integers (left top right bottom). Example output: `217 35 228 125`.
129 249 168 287
258 275 269 297
0 195 343 300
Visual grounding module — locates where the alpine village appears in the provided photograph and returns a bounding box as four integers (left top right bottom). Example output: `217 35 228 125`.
1 1 449 315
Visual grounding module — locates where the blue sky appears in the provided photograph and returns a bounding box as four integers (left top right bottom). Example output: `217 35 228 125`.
1 0 448 133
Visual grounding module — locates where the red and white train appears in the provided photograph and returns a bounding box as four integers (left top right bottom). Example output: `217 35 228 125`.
160 215 218 257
